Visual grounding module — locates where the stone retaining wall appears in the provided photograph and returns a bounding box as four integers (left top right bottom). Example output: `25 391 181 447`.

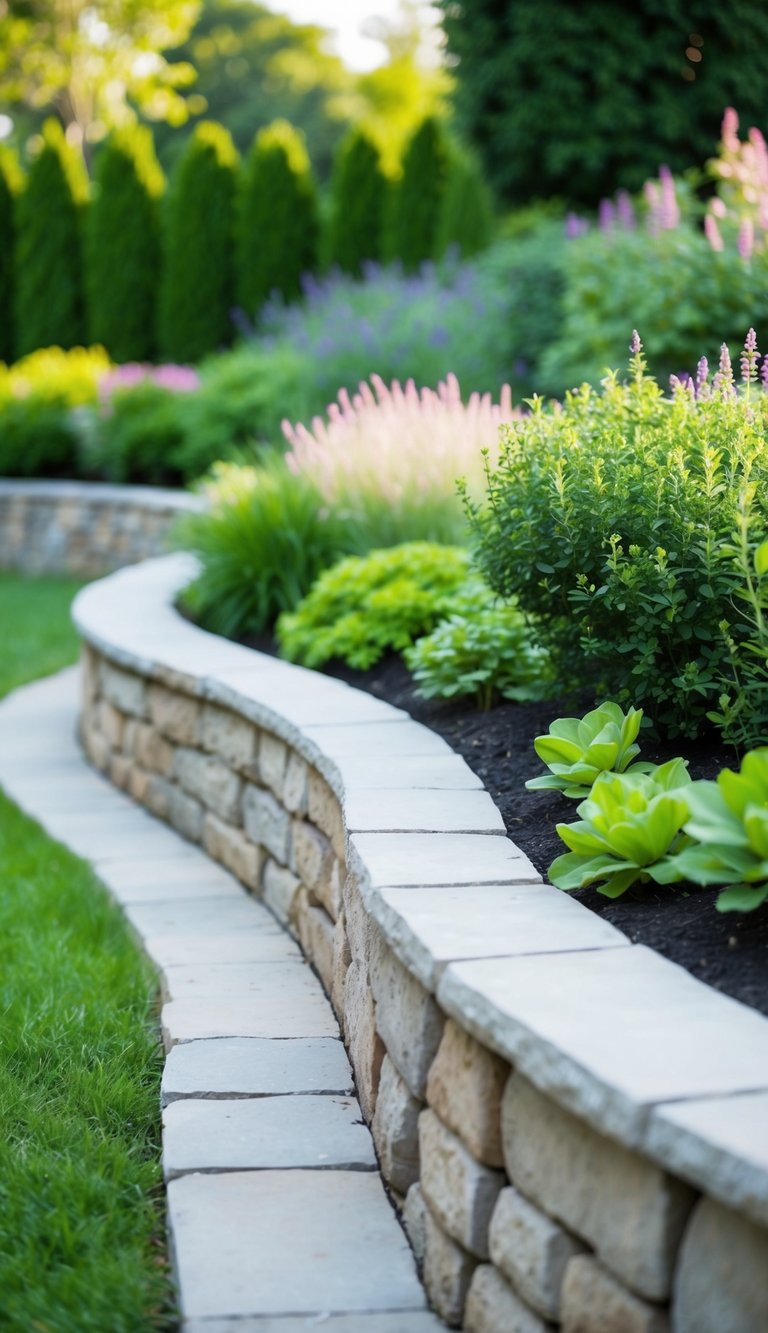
0 479 203 576
73 554 768 1333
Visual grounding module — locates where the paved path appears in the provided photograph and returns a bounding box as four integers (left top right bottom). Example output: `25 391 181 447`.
0 669 442 1331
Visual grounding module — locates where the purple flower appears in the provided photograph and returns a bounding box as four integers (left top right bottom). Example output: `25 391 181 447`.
616 190 635 229
741 328 759 383
629 330 642 355
598 198 616 232
713 343 735 397
695 356 709 394
565 211 588 240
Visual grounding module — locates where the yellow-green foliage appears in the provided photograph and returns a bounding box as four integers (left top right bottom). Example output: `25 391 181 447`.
0 345 110 477
237 119 319 316
14 120 88 356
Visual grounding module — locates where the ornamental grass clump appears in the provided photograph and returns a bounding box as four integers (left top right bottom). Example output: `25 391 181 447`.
284 373 514 546
469 330 768 742
668 749 768 913
526 702 652 799
549 759 692 899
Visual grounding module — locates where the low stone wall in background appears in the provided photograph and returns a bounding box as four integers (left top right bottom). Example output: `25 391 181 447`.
0 479 203 576
72 554 768 1333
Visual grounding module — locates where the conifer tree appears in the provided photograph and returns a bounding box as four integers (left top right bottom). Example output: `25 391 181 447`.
86 126 164 362
0 147 22 363
237 120 318 317
14 119 88 356
158 121 239 362
327 127 389 276
388 116 451 271
435 144 495 259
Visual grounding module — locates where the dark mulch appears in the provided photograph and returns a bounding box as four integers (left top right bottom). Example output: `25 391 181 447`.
319 653 768 1018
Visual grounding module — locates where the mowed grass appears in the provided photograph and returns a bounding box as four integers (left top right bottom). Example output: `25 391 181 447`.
0 574 173 1331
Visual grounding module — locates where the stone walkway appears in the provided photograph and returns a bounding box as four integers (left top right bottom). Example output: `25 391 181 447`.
0 668 443 1331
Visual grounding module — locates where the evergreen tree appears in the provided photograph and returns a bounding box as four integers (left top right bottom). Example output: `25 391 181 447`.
157 121 239 362
14 119 88 356
237 119 318 317
0 147 22 363
435 144 495 260
327 127 389 276
388 116 451 271
86 127 165 363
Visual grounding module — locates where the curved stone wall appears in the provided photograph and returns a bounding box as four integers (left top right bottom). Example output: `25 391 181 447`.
0 479 203 576
72 553 768 1333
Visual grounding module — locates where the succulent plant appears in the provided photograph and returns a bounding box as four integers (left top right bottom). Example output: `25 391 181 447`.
526 701 653 799
668 748 768 911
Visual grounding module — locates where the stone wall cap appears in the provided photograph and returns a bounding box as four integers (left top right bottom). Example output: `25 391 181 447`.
0 476 205 510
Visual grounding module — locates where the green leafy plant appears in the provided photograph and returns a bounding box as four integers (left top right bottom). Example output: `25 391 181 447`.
405 585 547 709
277 543 472 670
549 759 692 898
526 702 652 798
0 346 110 477
667 749 768 913
237 119 319 316
179 459 356 639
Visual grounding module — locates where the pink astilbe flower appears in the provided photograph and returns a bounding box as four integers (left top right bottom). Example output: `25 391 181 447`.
99 362 200 403
738 216 755 260
658 165 681 230
282 374 515 510
705 212 724 252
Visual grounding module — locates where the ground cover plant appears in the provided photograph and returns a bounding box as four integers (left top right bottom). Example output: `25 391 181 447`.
0 575 171 1329
468 331 768 744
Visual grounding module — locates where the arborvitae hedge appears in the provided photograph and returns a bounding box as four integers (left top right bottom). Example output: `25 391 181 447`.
237 120 318 317
389 117 451 272
14 120 88 357
436 144 495 260
158 121 239 363
0 148 22 363
327 128 389 276
86 127 164 363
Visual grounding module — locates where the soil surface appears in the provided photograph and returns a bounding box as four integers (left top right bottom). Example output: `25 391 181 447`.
322 653 768 1019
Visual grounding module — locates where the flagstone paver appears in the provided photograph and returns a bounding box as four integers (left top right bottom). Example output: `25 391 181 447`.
0 668 437 1330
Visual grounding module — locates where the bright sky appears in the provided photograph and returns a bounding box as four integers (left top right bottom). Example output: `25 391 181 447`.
269 0 441 71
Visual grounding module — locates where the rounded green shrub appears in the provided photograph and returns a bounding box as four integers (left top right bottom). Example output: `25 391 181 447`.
157 121 239 362
237 119 319 317
86 127 165 362
0 147 22 363
388 116 451 271
436 144 494 259
14 119 88 357
327 128 389 275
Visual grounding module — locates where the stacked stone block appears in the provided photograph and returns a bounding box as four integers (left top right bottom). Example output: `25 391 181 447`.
80 642 768 1333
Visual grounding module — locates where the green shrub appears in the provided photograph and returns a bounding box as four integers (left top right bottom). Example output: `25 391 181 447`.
157 121 239 362
0 147 22 363
388 116 451 271
435 144 494 260
14 120 88 356
0 346 109 477
179 459 357 638
277 543 471 670
405 584 546 709
474 221 566 396
327 127 389 275
237 120 318 317
86 127 165 363
467 335 768 741
81 380 187 485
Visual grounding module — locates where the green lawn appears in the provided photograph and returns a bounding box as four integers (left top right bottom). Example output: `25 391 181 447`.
0 574 173 1331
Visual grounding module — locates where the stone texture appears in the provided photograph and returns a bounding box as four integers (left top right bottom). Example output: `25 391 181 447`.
97 698 125 748
419 1109 504 1259
561 1256 670 1333
161 1036 353 1103
183 1317 445 1332
646 1090 768 1229
258 732 288 797
162 987 338 1044
345 787 505 834
292 821 334 901
99 660 147 716
501 1074 694 1301
438 947 768 1147
133 722 175 775
303 719 453 759
331 913 351 1018
126 895 282 940
427 1019 509 1167
404 1182 428 1264
163 1094 375 1176
149 682 200 743
296 895 335 993
200 703 256 769
262 858 300 925
344 957 384 1122
308 768 345 858
82 720 111 771
127 764 151 804
673 1197 768 1333
372 1055 422 1195
334 751 483 790
489 1187 585 1321
168 1170 427 1318
464 1265 551 1333
166 784 205 843
202 813 262 890
343 871 376 966
242 785 291 864
108 752 131 789
283 751 309 813
422 1198 477 1327
369 936 443 1098
351 831 540 888
173 748 242 823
